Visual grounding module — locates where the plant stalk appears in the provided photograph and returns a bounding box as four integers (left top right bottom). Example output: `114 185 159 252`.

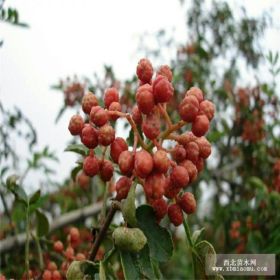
25 204 30 280
89 201 120 261
183 216 193 248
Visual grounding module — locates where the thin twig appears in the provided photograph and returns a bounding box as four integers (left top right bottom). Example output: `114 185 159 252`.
0 188 13 225
158 103 172 128
183 216 193 248
147 120 187 150
89 201 120 261
25 204 30 280
31 233 44 270
100 182 109 223
108 111 148 150
133 134 138 154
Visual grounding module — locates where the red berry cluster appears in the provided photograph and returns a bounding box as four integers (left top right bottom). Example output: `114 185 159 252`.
235 87 266 143
58 77 85 107
41 227 101 280
68 59 215 227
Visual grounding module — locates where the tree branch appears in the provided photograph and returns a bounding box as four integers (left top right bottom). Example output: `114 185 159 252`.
89 201 120 261
0 201 103 254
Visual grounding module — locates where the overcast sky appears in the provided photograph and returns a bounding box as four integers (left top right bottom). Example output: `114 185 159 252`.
1 0 280 193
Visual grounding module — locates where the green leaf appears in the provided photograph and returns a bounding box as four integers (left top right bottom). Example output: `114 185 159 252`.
192 227 205 244
29 190 41 205
29 195 48 214
192 240 219 280
265 225 280 254
246 231 263 253
0 166 8 179
120 245 156 280
247 176 267 191
12 201 26 222
120 250 140 280
121 183 137 227
127 128 134 147
35 210 49 237
14 187 28 205
55 105 67 123
71 164 82 181
6 175 28 205
273 52 279 65
136 205 173 262
136 246 156 279
81 260 99 276
6 174 20 190
151 259 163 280
99 261 106 280
67 260 99 280
65 144 89 156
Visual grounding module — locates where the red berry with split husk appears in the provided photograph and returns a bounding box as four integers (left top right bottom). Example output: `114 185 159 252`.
77 172 90 189
152 198 168 221
110 137 128 163
199 100 215 121
109 101 122 121
52 270 62 280
76 253 86 261
70 227 80 243
157 65 172 82
92 107 109 127
135 150 154 178
99 159 114 181
153 150 170 173
89 105 101 121
53 241 64 253
81 124 98 148
185 141 200 163
47 261 57 271
178 192 197 214
65 246 75 260
142 111 161 140
179 160 198 183
104 87 119 108
164 177 181 199
195 137 211 159
68 115 84 135
179 95 199 122
170 166 189 188
116 177 132 201
83 155 99 177
136 84 155 114
144 173 166 200
172 144 186 163
136 58 153 83
195 157 204 172
42 270 52 280
153 75 174 103
118 150 134 176
168 204 183 226
98 124 115 146
186 87 204 103
192 115 210 137
178 131 197 146
82 92 98 114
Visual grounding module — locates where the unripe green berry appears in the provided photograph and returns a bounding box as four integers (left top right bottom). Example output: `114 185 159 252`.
113 227 147 253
